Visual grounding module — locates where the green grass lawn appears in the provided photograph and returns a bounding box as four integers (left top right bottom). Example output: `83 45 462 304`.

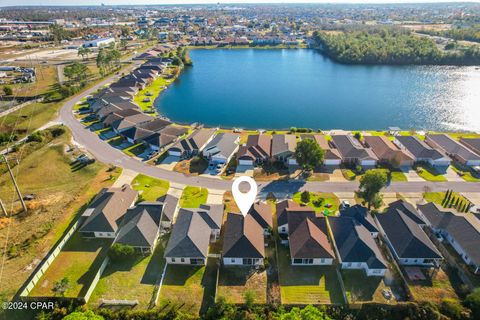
414 164 447 182
89 244 166 308
292 192 340 216
134 76 171 112
342 270 390 303
132 174 170 201
423 192 471 211
341 168 358 181
276 242 344 305
29 233 112 298
159 258 217 315
123 142 147 157
450 162 480 182
217 266 267 304
390 170 408 182
180 186 208 208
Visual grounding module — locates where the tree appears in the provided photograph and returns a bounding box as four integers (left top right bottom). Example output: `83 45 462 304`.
357 170 388 209
465 289 480 320
354 132 362 140
52 277 70 297
108 243 135 261
63 62 88 85
3 85 13 96
274 305 332 320
63 310 104 320
243 290 255 310
294 139 325 171
120 38 128 51
77 46 92 60
301 191 311 204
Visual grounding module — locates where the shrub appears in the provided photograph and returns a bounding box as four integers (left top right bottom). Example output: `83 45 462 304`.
108 243 136 261
465 289 480 320
27 131 43 143
3 85 13 96
439 299 465 320
300 191 310 204
50 126 66 138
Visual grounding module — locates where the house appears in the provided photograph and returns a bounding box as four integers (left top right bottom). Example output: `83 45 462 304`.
417 203 480 274
222 213 265 266
237 134 271 166
393 136 451 167
168 128 216 159
143 126 188 151
329 216 387 276
79 185 138 238
459 138 480 156
114 202 163 254
364 135 415 167
248 202 273 235
195 204 224 241
111 113 152 134
157 194 179 228
203 133 240 165
83 37 115 48
276 200 315 235
375 200 443 267
425 134 480 166
100 109 142 128
271 134 297 166
288 213 335 265
301 135 342 166
339 204 378 237
90 96 134 113
120 118 172 144
330 135 378 166
164 209 212 265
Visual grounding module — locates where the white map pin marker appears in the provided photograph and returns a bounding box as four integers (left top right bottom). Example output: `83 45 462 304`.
232 176 257 217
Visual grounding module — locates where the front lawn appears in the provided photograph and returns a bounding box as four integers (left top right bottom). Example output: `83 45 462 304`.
180 186 208 208
89 243 166 308
292 192 340 216
123 142 147 157
414 164 447 182
423 192 470 211
132 174 170 201
159 258 217 315
29 233 112 298
276 242 344 305
450 162 480 182
217 266 267 304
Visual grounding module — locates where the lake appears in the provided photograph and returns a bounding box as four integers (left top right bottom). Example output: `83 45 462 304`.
156 49 480 131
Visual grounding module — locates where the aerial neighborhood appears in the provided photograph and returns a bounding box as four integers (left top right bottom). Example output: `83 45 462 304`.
1 3 480 320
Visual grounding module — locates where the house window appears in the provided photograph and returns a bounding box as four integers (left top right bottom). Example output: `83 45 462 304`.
320 258 325 263
306 259 314 264
181 258 185 263
281 227 286 232
231 259 235 263
171 258 176 263
293 259 302 264
243 258 253 265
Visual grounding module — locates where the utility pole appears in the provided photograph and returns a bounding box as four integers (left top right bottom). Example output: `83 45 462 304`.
1 155 27 213
0 199 7 217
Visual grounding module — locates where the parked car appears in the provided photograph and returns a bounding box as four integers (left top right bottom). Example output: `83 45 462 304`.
340 200 350 210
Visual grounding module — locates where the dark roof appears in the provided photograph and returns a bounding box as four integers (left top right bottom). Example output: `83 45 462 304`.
377 200 442 260
288 216 335 259
331 135 377 161
271 134 296 157
395 136 448 160
111 113 152 132
237 134 271 161
249 202 273 229
158 194 179 222
330 217 387 269
203 133 239 158
115 202 162 248
460 138 480 154
426 134 480 162
144 126 188 148
340 205 378 234
80 185 137 233
101 109 142 126
276 200 315 227
223 213 265 258
121 126 155 142
418 202 480 266
301 134 341 160
138 118 172 132
197 204 224 230
164 209 211 258
169 128 216 154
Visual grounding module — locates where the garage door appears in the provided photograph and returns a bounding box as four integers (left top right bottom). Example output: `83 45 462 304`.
168 150 182 157
361 160 376 166
324 159 341 166
239 159 253 166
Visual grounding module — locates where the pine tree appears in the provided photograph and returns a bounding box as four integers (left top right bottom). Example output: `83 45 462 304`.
454 197 460 209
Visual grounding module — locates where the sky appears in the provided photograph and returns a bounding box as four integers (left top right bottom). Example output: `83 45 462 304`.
0 0 478 7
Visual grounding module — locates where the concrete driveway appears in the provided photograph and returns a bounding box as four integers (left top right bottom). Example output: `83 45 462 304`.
444 166 464 182
329 169 347 182
158 156 179 170
401 167 424 182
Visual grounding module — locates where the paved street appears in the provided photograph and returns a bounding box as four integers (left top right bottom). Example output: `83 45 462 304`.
58 71 480 194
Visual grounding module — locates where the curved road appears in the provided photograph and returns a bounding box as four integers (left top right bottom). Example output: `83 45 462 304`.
59 73 480 194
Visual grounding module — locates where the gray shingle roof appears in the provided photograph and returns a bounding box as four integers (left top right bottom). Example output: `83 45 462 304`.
222 213 265 258
377 200 442 260
288 215 335 259
249 202 273 229
340 205 378 234
158 194 179 223
427 134 480 162
331 135 377 161
203 133 239 159
169 128 216 154
115 202 162 248
271 134 296 157
418 202 480 266
330 216 387 269
395 136 447 161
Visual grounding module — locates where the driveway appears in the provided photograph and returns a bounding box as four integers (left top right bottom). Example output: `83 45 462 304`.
444 166 464 182
206 189 225 204
113 168 138 188
401 167 424 182
329 169 347 182
158 156 179 170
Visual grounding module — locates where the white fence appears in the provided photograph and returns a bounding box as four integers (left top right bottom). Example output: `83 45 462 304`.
19 218 83 297
82 256 110 303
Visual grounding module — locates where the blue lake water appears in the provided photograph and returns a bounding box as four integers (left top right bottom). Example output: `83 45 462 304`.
156 49 480 131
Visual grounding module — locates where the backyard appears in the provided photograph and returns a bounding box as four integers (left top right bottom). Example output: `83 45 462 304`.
276 242 344 305
159 258 217 315
89 243 166 308
28 233 112 298
407 267 462 304
217 266 267 304
342 270 396 304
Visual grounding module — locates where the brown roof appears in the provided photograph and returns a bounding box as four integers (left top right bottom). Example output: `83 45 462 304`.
222 213 265 258
289 216 335 259
277 200 315 227
301 135 341 160
249 202 273 229
271 134 296 157
364 136 414 164
238 134 271 161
